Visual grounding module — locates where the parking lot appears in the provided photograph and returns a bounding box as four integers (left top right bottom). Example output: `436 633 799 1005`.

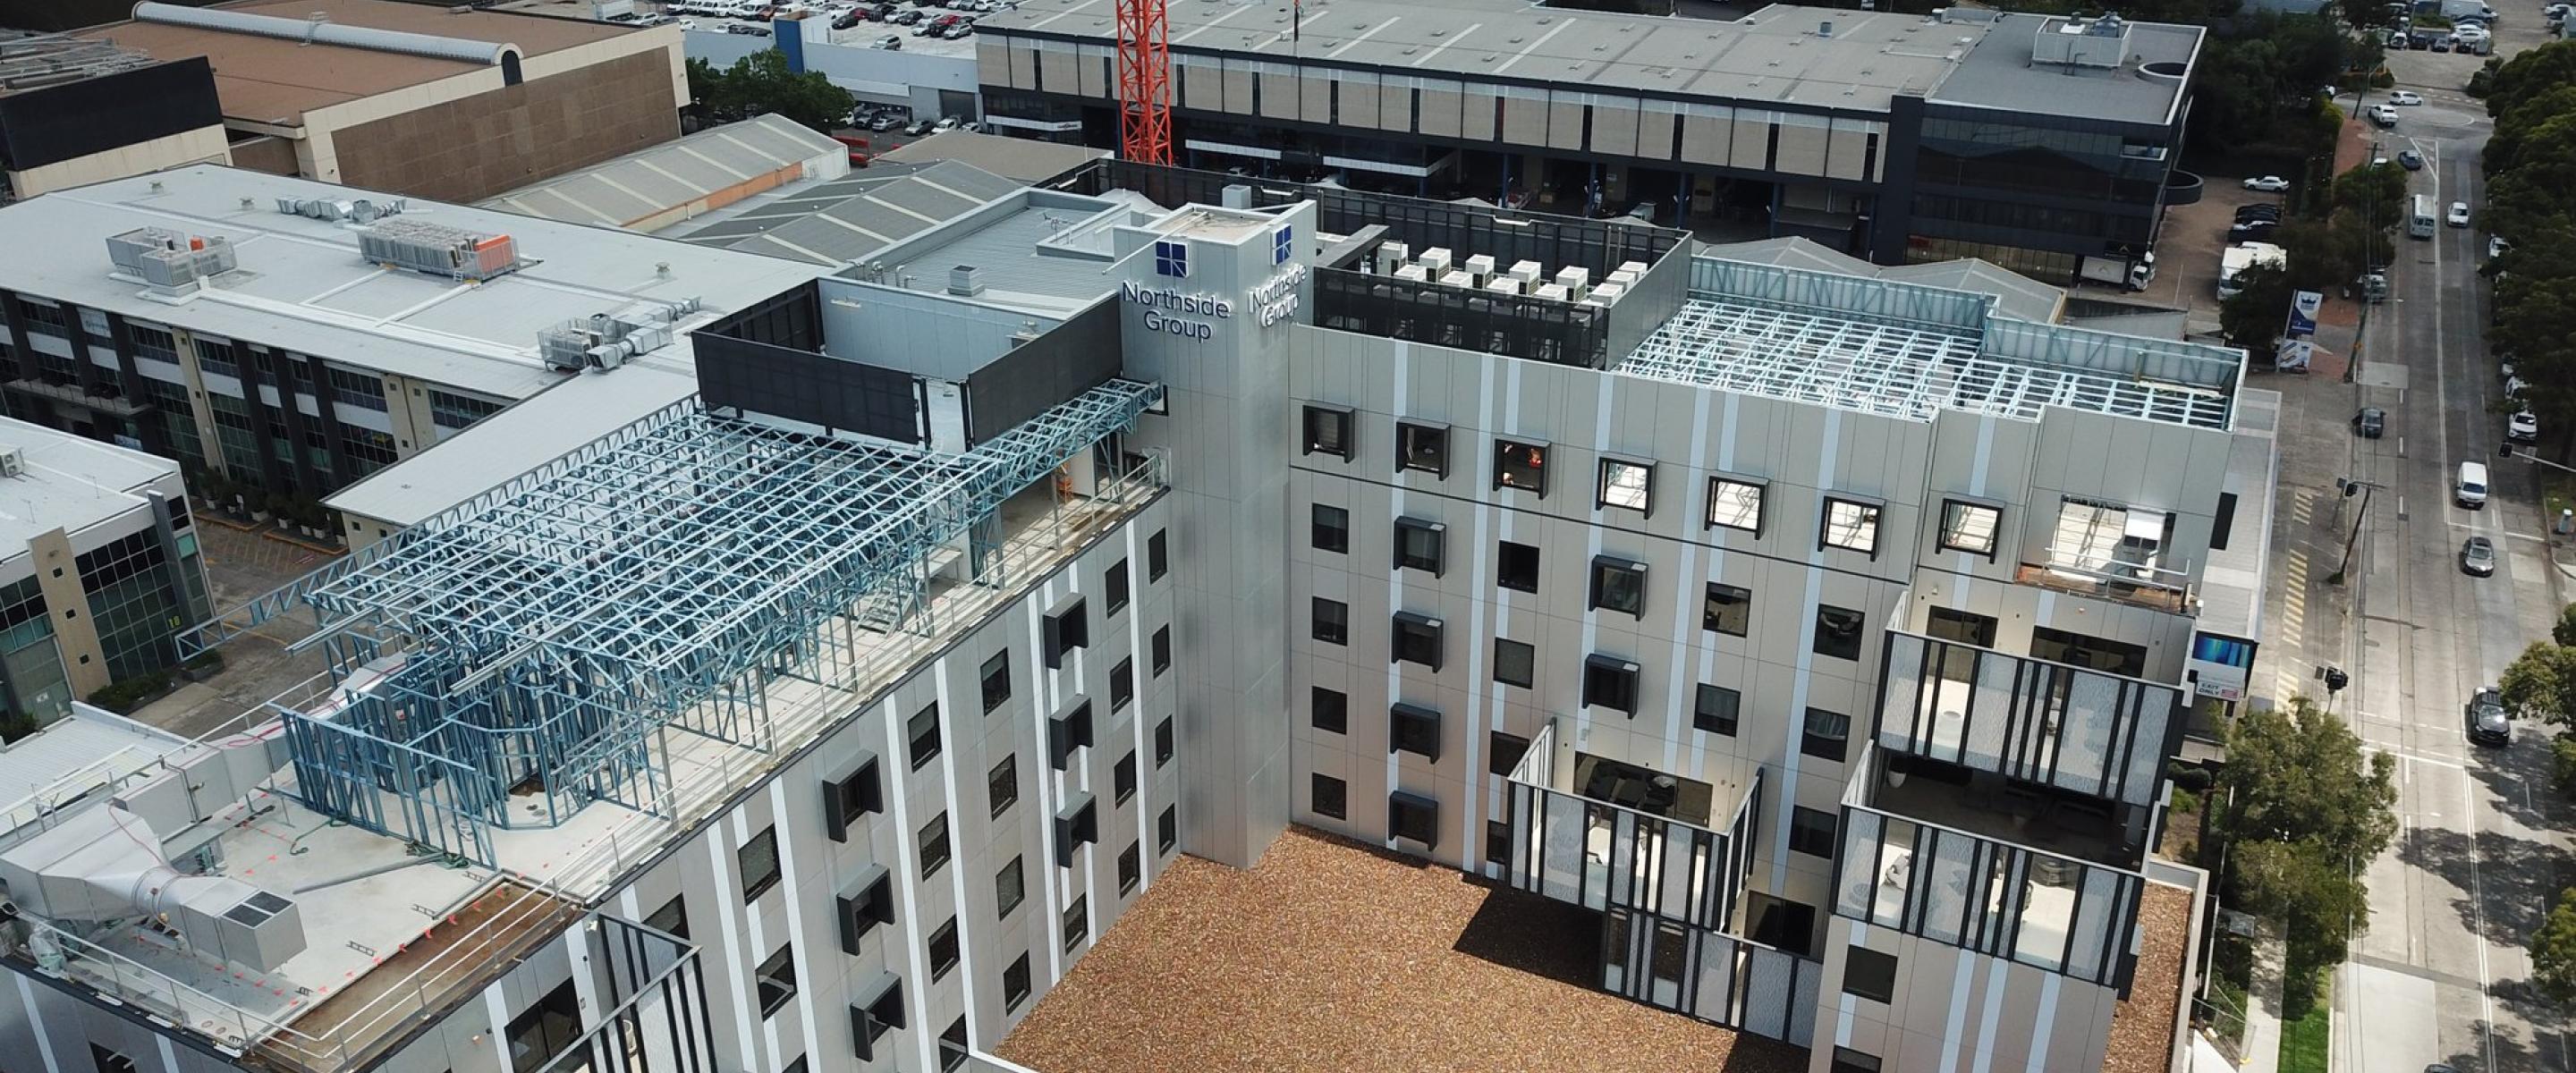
648 0 987 54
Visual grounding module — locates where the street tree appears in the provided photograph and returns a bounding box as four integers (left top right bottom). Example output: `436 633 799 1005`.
682 52 853 132
2211 697 2398 976
2487 39 2576 119
2503 639 2576 727
2218 262 2295 355
2535 889 2576 1002
2331 162 2409 236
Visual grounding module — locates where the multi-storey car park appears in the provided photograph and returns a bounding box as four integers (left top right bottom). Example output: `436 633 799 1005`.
971 1 2206 285
0 159 2267 1073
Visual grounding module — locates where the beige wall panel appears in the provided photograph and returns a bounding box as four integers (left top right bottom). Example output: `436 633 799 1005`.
1261 72 1300 119
1301 72 1333 119
1635 108 1675 161
1547 100 1585 150
1462 89 1497 140
1729 114 1771 170
1591 100 1640 157
1419 88 1463 139
1340 77 1381 129
1774 116 1828 177
1037 49 1077 93
979 41 1013 88
1223 68 1255 114
1679 111 1730 165
1502 96 1547 144
1009 41 1038 89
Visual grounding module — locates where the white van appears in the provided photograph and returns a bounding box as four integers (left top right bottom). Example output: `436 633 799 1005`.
2458 460 2490 509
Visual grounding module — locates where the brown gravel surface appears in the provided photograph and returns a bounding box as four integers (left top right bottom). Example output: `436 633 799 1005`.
997 826 1809 1073
2103 882 2192 1073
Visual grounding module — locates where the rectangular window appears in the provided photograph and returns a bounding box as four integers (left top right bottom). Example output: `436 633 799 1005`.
756 943 798 1017
1814 605 1865 661
1495 439 1548 495
1488 731 1530 777
1581 654 1640 714
1303 405 1354 458
327 367 390 411
1119 841 1142 894
1154 238 1190 277
836 867 895 952
981 649 1012 713
1597 458 1653 514
1391 612 1444 670
1311 773 1348 819
1589 556 1648 618
92 1045 139 1073
988 755 1019 819
1388 790 1441 848
1110 657 1134 711
1312 597 1348 645
1048 700 1094 770
1311 503 1349 553
1493 638 1535 688
919 813 952 879
1115 750 1138 803
942 1018 970 1072
1829 1048 1885 1073
1158 804 1178 853
1155 715 1174 766
1389 703 1441 760
1002 952 1033 1012
1694 684 1741 735
1062 894 1090 953
1939 500 2001 557
1151 626 1172 675
428 389 502 429
1105 559 1131 617
1393 517 1445 575
1486 820 1513 866
1312 686 1348 733
1042 595 1090 669
739 827 782 900
1148 528 1169 579
644 894 690 941
824 756 882 841
1789 806 1839 856
1497 540 1540 593
1842 947 1898 1003
1707 477 1766 533
2210 492 2238 552
854 976 904 1060
1397 421 1448 477
1822 497 1883 556
1702 583 1751 637
1801 708 1851 762
908 703 941 770
996 856 1026 917
927 917 962 981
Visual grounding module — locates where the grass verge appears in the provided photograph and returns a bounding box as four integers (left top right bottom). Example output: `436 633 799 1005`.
2278 968 2332 1073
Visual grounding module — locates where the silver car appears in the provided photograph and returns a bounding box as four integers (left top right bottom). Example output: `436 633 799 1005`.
2462 536 2496 577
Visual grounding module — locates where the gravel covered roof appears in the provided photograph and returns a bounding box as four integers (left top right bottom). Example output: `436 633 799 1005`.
2105 880 2193 1073
998 825 1808 1073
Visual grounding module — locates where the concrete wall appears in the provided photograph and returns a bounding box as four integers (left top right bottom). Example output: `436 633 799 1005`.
1810 917 2122 1073
4 125 231 199
325 48 682 203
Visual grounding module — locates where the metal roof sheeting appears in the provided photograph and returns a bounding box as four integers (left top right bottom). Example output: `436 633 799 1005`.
477 114 845 232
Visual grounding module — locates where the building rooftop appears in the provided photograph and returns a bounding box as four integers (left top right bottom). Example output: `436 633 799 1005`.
476 114 847 232
871 131 1109 185
996 825 1809 1073
0 165 834 401
2106 880 2191 1073
822 183 1156 316
2195 387 2279 644
0 704 188 835
0 416 179 554
981 1 2196 118
1931 12 2201 125
73 0 655 126
0 30 158 95
676 159 1030 266
1618 258 2239 430
1703 236 2069 324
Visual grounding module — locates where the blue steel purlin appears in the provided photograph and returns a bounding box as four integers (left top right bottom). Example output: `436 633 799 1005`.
261 381 1162 864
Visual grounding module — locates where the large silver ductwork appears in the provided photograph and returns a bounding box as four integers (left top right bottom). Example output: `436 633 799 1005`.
129 2 519 66
0 802 306 973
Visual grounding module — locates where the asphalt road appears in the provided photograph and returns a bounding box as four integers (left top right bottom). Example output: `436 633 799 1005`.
2269 19 2576 1071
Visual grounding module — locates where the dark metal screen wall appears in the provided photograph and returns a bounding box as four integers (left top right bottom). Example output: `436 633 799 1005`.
1873 630 2179 808
1500 779 1745 928
0 59 222 173
697 283 923 444
531 915 716 1073
962 298 1122 444
1313 267 1607 368
1830 804 2143 991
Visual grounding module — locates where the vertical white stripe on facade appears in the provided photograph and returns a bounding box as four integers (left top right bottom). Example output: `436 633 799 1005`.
705 829 758 1072
2022 972 2062 1073
920 659 965 1071
1834 923 1864 1052
13 974 56 1073
1952 415 1999 605
152 1032 179 1073
562 927 602 1066
1663 384 1716 776
1769 410 1842 888
484 984 516 1073
1938 949 1978 1073
1970 958 2009 1073
765 778 822 1069
1384 345 1410 850
875 692 928 1056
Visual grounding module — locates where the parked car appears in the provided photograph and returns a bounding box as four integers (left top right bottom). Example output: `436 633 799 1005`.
934 116 961 131
725 21 773 34
2466 687 2510 743
2512 409 2540 442
2235 204 2283 223
2353 406 2386 438
904 118 936 134
868 112 904 131
2398 149 2424 170
2371 104 2400 126
871 33 902 46
2449 200 2473 227
832 10 860 27
2490 235 2511 259
2242 175 2291 191
2462 536 2498 578
2390 89 2425 105
2230 220 2279 242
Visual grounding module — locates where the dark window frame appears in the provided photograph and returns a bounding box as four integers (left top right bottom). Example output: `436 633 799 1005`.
1694 684 1741 736
979 649 1012 713
1494 439 1549 496
1820 495 1885 558
1313 597 1349 645
1496 540 1541 593
1396 420 1449 477
1311 503 1350 553
907 702 942 771
1389 702 1442 761
1311 773 1349 819
1492 637 1536 689
1393 516 1446 575
1148 528 1169 580
1302 404 1355 459
1814 604 1866 661
1706 476 1767 535
1937 498 2002 559
1588 556 1648 619
1801 708 1852 763
1581 654 1640 714
1789 806 1839 857
987 754 1019 819
1842 946 1898 1003
739 827 783 901
1312 686 1348 733
1596 456 1654 516
1702 582 1751 637
1391 612 1444 670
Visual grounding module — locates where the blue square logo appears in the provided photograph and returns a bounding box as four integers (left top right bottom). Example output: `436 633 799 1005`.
1273 225 1294 266
1154 240 1190 278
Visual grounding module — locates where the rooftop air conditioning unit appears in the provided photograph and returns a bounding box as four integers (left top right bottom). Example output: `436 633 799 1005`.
1417 248 1453 276
0 448 24 478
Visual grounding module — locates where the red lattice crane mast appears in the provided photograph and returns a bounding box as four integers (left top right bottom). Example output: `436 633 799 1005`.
1114 0 1171 165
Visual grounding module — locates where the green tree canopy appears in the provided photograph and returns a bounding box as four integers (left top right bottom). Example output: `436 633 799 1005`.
2212 696 2399 975
2536 889 2576 1001
684 51 853 133
2501 638 2576 727
2219 262 2296 354
2331 161 2410 235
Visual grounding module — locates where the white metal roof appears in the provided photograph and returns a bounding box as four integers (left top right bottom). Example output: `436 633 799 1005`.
476 114 848 232
0 417 177 556
0 165 836 401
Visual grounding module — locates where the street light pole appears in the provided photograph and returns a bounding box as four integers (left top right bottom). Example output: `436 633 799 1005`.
2326 477 2384 586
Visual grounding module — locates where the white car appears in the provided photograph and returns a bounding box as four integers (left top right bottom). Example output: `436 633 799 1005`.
2449 200 2473 227
2242 175 2292 191
2512 410 2541 442
2490 235 2512 259
2390 90 2425 105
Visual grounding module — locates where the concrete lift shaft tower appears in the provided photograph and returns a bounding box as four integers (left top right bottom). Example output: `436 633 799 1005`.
1115 0 1171 164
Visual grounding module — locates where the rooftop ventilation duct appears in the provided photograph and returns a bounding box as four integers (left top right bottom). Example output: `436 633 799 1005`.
538 299 702 371
275 196 405 224
129 2 520 66
949 265 984 297
0 805 308 974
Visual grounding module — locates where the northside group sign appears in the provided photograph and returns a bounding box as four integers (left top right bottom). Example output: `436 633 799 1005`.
1123 237 1306 341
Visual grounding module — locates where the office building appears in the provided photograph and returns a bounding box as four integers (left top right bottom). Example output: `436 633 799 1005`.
0 417 210 730
974 3 2205 283
68 0 688 202
0 163 2251 1073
